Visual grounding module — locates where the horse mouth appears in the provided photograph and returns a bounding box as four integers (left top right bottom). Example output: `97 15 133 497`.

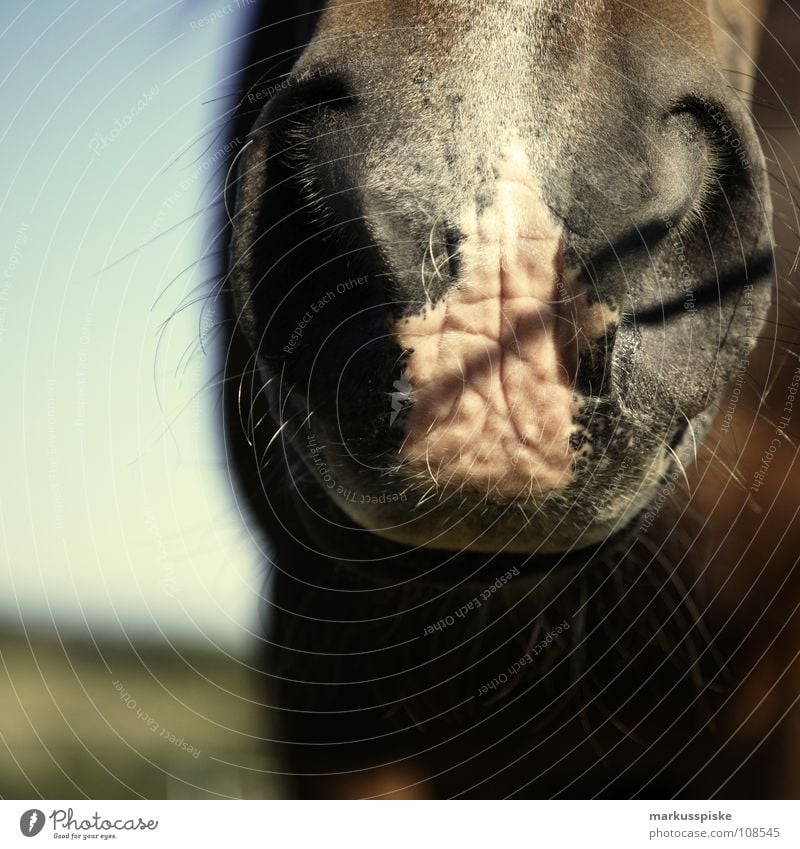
232 113 768 558
305 405 676 556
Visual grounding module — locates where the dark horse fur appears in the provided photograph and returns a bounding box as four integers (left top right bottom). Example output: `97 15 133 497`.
214 1 778 797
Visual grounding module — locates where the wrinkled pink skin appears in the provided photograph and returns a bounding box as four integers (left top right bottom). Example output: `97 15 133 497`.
395 144 595 503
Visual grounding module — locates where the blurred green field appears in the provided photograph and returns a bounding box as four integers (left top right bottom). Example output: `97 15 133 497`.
0 628 282 799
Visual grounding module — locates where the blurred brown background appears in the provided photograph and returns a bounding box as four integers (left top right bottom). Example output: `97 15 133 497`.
686 0 800 800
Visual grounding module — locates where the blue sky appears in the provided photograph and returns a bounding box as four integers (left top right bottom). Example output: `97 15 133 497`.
0 0 266 648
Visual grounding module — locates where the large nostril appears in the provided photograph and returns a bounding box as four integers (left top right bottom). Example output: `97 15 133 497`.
251 64 358 128
283 66 358 116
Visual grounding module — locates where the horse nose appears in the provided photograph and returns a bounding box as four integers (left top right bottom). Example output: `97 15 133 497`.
276 62 358 115
385 143 623 502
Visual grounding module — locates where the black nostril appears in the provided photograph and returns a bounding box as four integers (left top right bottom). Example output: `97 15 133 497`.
286 66 358 115
253 65 358 126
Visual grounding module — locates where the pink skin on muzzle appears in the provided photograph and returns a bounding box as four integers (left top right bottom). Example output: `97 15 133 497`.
394 144 585 503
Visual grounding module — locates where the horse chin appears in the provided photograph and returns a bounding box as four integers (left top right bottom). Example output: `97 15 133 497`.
326 477 658 556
